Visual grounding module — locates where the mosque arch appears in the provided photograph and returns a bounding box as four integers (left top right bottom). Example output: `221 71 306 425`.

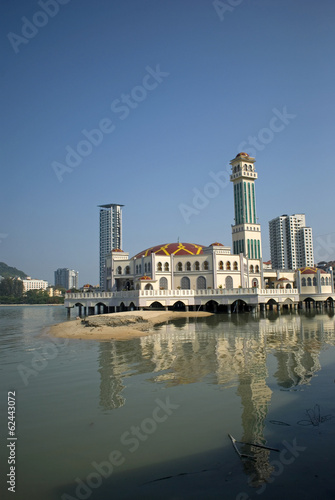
172 300 186 311
194 261 200 271
205 300 219 312
164 262 169 272
149 301 164 309
157 262 162 271
186 261 191 271
144 283 153 290
252 278 258 288
177 262 183 272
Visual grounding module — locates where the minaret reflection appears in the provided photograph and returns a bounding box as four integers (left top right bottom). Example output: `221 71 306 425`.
96 313 334 483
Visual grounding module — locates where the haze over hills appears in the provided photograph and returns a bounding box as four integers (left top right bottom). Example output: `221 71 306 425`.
0 262 28 279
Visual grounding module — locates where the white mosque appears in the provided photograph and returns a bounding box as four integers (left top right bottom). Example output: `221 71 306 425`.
65 153 334 316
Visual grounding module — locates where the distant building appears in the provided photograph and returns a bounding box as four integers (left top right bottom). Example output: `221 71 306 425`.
269 214 314 269
22 277 48 292
99 203 123 289
54 268 79 290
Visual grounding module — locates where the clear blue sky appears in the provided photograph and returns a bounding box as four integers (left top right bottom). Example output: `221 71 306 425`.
1 0 334 286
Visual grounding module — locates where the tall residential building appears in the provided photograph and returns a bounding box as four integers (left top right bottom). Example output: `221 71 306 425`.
230 152 262 259
269 214 314 269
54 268 79 290
99 203 123 289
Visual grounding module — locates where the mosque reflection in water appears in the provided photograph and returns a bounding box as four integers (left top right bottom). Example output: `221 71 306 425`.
97 312 335 486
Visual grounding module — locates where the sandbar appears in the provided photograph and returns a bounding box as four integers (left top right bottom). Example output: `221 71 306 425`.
48 310 213 341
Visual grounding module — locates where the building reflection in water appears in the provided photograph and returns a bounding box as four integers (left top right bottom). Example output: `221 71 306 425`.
97 312 335 484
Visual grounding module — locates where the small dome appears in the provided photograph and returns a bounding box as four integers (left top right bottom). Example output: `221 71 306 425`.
210 242 224 246
112 248 123 252
235 152 249 158
139 275 152 280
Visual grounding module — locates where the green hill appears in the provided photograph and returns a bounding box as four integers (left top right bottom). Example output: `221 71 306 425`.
0 262 28 279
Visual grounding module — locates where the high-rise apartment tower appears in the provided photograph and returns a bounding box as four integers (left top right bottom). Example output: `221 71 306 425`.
54 268 79 290
99 204 123 289
269 214 314 269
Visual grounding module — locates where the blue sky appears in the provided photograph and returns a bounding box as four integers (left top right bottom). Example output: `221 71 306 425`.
1 0 334 286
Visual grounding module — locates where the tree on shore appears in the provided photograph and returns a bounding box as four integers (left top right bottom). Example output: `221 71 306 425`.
0 277 24 298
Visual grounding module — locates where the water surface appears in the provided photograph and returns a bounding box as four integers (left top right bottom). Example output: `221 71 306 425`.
1 306 335 499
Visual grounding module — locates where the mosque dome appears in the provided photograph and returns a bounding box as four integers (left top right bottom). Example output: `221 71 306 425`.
132 242 204 260
235 152 250 158
299 266 326 274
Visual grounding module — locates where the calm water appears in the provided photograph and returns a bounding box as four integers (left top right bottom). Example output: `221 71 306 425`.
1 306 335 500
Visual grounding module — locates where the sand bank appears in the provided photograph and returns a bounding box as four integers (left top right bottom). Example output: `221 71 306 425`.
48 310 213 341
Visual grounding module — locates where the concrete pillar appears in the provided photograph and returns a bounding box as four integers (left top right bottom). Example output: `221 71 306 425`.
67 307 71 319
88 306 95 316
78 305 82 316
185 305 189 311
83 307 87 316
227 304 231 314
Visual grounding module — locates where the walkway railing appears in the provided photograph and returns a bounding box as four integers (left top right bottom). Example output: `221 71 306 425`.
66 287 299 300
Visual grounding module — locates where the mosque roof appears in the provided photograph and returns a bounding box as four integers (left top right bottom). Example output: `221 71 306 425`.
132 242 204 259
299 266 326 274
235 152 250 158
112 248 124 252
210 242 224 246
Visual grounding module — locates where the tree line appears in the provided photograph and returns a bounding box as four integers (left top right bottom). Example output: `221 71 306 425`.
0 278 64 304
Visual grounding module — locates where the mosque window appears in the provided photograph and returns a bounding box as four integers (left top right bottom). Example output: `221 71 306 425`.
186 261 191 271
321 277 325 286
159 277 168 290
203 261 209 271
255 265 259 273
233 261 238 271
313 277 317 286
225 276 233 289
250 265 254 273
125 266 130 275
148 263 151 272
252 278 258 288
307 277 312 286
181 276 190 289
144 263 147 273
226 261 231 270
219 261 223 270
117 266 122 275
164 262 169 272
177 262 183 272
301 278 306 286
157 262 162 272
197 276 206 289
195 261 200 271
136 265 138 274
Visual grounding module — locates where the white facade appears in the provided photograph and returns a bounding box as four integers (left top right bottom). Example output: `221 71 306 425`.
54 268 79 290
99 203 123 289
269 214 314 269
22 278 48 292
